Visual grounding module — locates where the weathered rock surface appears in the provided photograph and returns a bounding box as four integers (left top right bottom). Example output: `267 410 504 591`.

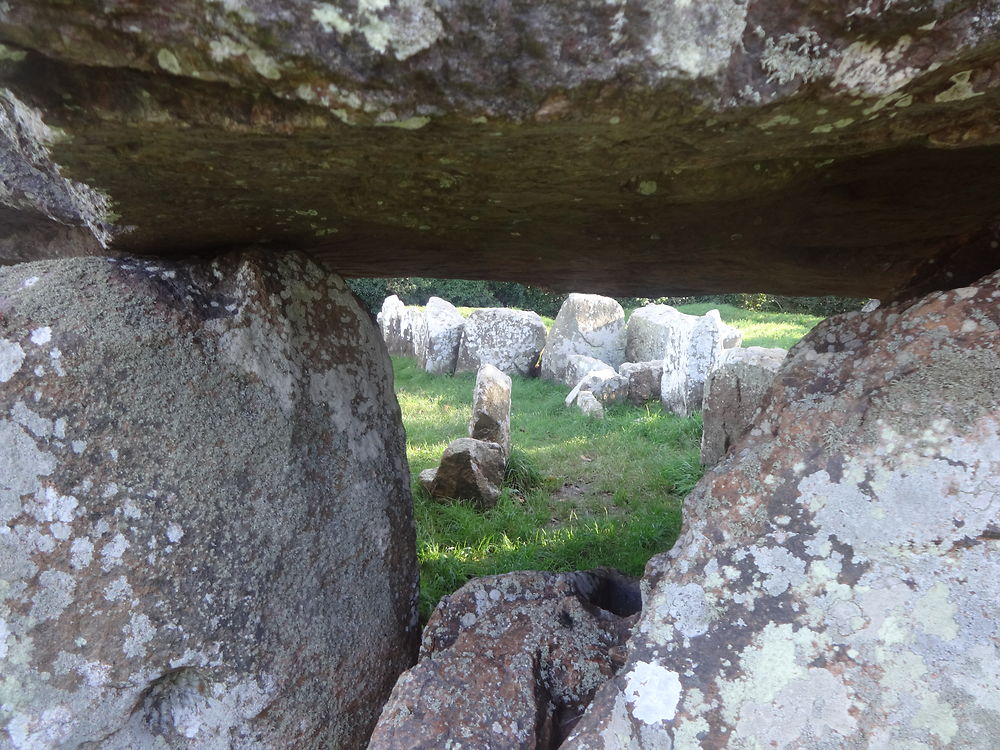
418 296 465 374
574 391 605 420
455 308 546 377
469 363 512 459
0 252 419 749
625 305 697 364
564 270 1000 749
564 353 616 389
377 294 409 356
4 3 1000 298
565 371 629 409
701 346 787 465
542 295 626 384
661 309 729 417
369 569 641 750
423 437 505 509
404 305 428 363
618 361 663 406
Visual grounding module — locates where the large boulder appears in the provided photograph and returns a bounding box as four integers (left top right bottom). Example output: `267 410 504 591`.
455 308 547 377
377 294 409 356
542 295 626 384
0 252 420 749
701 346 788 465
418 296 465 374
625 305 697 364
564 270 1000 749
661 309 729 417
403 305 428 363
4 4 1000 300
369 569 640 750
469 363 512 459
422 438 506 510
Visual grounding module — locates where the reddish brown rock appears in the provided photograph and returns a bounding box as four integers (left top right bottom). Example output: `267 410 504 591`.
564 270 1000 748
369 569 641 750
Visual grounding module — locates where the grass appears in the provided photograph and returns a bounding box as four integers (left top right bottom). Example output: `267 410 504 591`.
396 306 822 620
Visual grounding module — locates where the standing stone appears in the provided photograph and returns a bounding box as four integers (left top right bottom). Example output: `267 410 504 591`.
542 294 626 383
565 271 1000 749
424 438 506 510
377 294 409 356
0 252 419 749
625 304 697 363
701 346 787 465
404 305 428 363
455 308 547 376
469 364 512 459
419 296 465 375
369 569 640 750
619 361 663 406
661 309 729 417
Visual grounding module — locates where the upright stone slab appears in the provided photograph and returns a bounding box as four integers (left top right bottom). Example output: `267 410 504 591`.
542 294 626 384
661 308 728 417
404 305 428 363
565 271 1000 749
563 353 616 389
455 308 547 377
419 296 465 375
625 304 697 363
469 364 512 459
377 294 409 356
619 361 663 406
701 346 787 465
0 253 420 749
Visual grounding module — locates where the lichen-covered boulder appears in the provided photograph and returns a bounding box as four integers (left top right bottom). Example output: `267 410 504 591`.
455 308 546 377
618 361 663 406
0 252 420 749
377 294 409 356
369 569 640 750
469 363 512 459
403 305 428 363
419 296 465 374
564 270 1000 749
625 305 697 364
424 437 505 510
542 295 625 384
701 346 787 465
661 309 729 417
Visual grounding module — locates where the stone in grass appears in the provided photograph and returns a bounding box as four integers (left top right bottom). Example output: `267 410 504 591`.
618 360 663 405
377 294 409 355
574 390 605 419
425 438 506 509
419 296 466 374
369 568 640 749
469 363 512 459
565 370 629 408
563 353 616 389
542 294 626 384
456 308 547 376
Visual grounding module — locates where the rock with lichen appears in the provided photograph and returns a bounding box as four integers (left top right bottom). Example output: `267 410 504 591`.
619 360 663 405
543 295 626 384
469 363 512 459
369 568 641 749
423 437 506 509
563 270 1000 749
419 296 465 374
661 309 731 417
455 308 546 376
0 251 419 749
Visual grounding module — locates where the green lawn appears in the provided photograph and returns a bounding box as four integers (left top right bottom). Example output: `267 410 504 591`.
397 306 822 619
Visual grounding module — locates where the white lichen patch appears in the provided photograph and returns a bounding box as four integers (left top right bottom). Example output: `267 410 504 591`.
31 569 76 621
312 0 444 60
123 612 156 658
624 662 681 724
29 327 51 346
834 38 919 96
935 70 983 103
0 339 25 382
100 532 130 570
156 48 182 75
